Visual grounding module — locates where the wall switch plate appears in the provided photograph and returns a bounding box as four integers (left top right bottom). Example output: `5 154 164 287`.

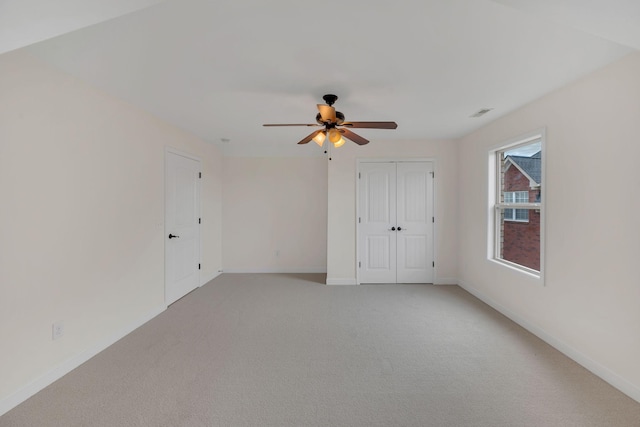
52 321 64 340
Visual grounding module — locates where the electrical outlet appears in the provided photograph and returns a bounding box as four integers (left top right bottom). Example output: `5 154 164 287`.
52 321 64 340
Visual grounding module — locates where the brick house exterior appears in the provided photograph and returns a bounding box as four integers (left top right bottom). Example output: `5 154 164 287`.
501 152 541 271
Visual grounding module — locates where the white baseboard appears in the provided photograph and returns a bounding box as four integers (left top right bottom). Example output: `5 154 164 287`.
0 305 166 417
200 271 222 286
434 277 458 285
326 278 358 285
222 268 327 274
335 278 455 285
458 280 640 404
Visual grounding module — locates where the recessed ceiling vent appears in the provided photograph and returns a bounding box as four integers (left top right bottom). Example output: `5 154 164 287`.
470 108 493 118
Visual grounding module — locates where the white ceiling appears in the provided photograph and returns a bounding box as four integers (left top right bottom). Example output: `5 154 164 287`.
493 0 640 50
4 0 638 156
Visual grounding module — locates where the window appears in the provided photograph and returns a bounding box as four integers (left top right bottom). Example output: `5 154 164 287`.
489 132 544 275
503 191 529 222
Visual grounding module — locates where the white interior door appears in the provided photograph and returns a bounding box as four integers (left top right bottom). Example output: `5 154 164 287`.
165 150 201 305
358 163 397 284
358 161 434 284
396 162 434 283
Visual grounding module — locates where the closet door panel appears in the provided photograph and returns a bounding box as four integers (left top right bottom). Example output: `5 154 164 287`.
396 162 434 283
358 163 397 283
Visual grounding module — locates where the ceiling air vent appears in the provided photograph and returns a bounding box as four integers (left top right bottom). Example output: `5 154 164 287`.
470 108 493 118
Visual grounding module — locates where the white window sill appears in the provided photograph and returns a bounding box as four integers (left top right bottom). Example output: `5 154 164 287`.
489 258 542 280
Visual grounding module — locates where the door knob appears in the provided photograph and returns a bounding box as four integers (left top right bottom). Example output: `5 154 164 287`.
389 227 396 231
397 227 402 231
168 234 180 239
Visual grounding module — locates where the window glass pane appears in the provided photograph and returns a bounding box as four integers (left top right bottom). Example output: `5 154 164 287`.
496 138 542 272
499 207 539 270
515 209 529 221
504 208 514 220
504 192 514 203
515 191 528 203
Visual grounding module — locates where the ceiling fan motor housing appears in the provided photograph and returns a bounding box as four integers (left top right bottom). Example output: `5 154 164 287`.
322 94 338 106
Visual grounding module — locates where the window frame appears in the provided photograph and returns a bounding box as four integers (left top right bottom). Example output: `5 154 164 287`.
488 129 545 281
503 191 530 222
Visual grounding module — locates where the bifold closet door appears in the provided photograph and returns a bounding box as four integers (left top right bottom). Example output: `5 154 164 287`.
358 162 433 284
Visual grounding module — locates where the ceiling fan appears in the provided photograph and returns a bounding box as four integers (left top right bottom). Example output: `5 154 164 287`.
263 94 397 147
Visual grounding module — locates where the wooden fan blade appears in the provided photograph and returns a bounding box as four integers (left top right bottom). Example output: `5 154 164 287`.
342 128 369 145
297 129 323 145
342 121 398 129
317 104 336 123
263 123 319 127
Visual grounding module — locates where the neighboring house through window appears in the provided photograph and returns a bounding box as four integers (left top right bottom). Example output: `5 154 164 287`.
489 132 544 276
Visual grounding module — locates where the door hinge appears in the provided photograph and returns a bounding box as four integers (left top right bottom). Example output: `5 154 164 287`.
431 171 434 178
199 218 201 224
358 217 361 223
358 172 361 179
432 217 435 223
199 172 202 179
432 261 435 268
198 264 201 270
359 261 361 268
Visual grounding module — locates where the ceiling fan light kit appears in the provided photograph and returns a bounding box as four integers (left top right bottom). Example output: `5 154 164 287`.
312 131 326 147
333 136 346 148
328 128 342 143
263 94 397 151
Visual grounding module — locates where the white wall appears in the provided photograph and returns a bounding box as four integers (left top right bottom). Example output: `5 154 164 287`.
326 139 458 285
0 51 223 410
222 157 327 273
458 52 640 399
0 0 164 55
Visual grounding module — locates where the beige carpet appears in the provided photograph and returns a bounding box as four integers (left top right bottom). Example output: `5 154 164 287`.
2 273 640 426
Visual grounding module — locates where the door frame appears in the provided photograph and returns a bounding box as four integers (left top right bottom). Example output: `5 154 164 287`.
165 146 202 305
356 158 436 285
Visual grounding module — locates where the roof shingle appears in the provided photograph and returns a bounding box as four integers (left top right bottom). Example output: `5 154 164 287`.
506 151 541 185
